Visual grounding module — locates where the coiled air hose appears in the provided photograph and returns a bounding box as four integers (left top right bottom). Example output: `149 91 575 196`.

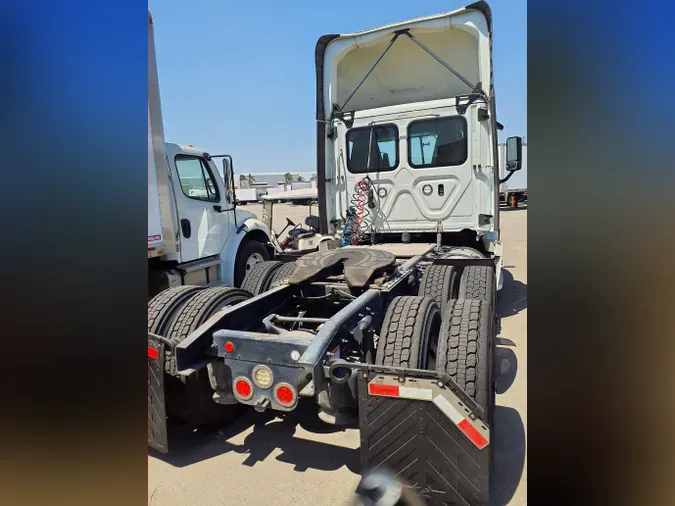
341 176 375 246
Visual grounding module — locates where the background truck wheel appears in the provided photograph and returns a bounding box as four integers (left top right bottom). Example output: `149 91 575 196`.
417 264 457 310
148 285 205 336
164 287 252 425
234 240 270 287
240 260 283 295
458 265 495 304
437 298 494 418
267 261 296 289
376 296 441 369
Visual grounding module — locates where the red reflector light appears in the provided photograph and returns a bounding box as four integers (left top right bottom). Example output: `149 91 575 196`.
234 378 253 400
148 346 159 360
224 341 235 353
458 419 489 449
274 382 297 407
368 383 399 397
276 386 293 403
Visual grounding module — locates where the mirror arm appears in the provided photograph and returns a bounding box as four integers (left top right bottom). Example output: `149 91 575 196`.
499 170 516 185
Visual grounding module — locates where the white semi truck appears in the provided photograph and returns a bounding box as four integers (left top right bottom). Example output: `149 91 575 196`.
149 3 524 505
147 12 272 296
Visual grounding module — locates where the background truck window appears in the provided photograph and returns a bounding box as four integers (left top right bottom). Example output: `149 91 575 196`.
408 117 467 168
347 124 398 173
175 156 220 202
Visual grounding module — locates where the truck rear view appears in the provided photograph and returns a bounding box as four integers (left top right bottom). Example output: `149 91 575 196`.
149 3 524 505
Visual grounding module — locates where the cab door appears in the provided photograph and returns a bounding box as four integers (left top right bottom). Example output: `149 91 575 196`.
165 144 233 263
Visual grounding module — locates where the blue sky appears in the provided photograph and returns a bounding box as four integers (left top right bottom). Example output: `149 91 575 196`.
152 0 526 174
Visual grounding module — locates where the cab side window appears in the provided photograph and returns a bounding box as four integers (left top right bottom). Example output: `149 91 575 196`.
175 155 220 202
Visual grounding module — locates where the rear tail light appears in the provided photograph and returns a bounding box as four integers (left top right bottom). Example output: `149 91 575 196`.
273 382 297 408
148 346 159 360
234 377 254 401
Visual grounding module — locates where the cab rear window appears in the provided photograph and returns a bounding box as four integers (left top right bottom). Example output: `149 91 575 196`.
408 117 467 168
346 124 399 173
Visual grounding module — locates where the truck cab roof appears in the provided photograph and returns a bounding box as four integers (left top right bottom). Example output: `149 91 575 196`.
317 2 492 116
166 143 209 157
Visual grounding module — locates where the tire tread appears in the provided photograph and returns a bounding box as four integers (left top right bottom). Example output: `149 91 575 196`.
437 298 493 411
458 265 494 303
418 264 457 309
376 296 439 368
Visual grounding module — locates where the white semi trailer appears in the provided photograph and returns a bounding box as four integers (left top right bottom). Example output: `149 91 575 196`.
147 12 273 296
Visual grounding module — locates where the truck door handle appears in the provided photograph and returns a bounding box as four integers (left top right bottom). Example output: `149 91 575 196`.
180 219 191 238
213 205 223 212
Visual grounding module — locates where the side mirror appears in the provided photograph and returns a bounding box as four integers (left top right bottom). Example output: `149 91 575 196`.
223 156 237 206
505 136 523 172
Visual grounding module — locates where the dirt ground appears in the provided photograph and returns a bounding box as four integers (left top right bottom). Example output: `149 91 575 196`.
149 203 527 506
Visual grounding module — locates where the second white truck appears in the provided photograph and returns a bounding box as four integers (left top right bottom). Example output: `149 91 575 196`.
148 12 273 296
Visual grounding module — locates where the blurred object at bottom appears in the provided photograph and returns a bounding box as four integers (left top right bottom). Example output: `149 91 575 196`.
353 470 426 506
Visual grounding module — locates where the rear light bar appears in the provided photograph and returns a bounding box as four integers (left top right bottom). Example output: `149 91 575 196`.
367 378 489 449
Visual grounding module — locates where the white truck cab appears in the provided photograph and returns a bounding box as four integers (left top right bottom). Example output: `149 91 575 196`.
148 12 272 295
315 2 524 288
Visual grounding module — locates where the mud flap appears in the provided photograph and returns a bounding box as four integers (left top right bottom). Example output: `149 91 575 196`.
358 373 490 506
148 336 169 453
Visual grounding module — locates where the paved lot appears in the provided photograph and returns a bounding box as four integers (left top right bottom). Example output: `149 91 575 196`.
149 204 527 506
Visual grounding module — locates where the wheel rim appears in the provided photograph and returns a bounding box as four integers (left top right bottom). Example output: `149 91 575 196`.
246 253 264 272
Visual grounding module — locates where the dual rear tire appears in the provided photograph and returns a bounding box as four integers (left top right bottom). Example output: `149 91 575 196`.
372 266 495 506
148 285 251 426
378 265 496 415
240 260 297 295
